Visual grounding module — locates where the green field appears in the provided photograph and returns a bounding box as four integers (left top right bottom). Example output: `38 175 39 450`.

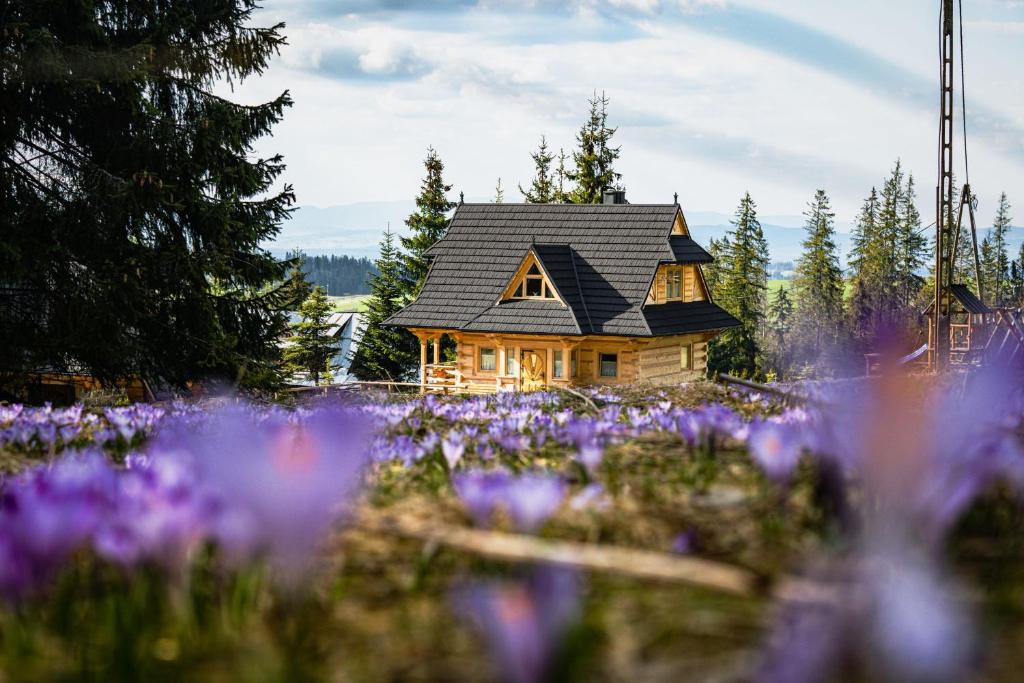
328 294 370 313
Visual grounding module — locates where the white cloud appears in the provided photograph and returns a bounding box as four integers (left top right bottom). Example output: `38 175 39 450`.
229 0 1024 234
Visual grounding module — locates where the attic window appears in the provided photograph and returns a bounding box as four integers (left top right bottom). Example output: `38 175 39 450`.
508 260 557 300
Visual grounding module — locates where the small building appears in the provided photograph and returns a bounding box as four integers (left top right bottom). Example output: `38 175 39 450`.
386 194 740 392
281 311 365 385
924 284 1024 368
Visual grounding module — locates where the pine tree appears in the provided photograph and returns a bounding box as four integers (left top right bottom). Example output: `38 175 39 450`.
1013 243 1024 306
400 147 455 298
554 148 571 203
520 136 556 204
349 231 417 381
989 192 1012 306
569 92 621 204
848 188 880 277
980 235 996 305
792 190 844 361
1 0 294 388
283 287 337 386
896 175 928 309
494 178 505 204
766 285 794 376
704 236 729 298
283 250 313 309
846 162 929 347
707 193 770 378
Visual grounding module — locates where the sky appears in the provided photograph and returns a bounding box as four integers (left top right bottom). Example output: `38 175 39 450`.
225 0 1024 226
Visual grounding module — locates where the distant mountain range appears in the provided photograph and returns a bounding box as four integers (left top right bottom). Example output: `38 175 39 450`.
269 201 1023 269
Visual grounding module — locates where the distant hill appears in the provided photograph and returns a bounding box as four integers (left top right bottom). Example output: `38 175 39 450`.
269 202 1023 270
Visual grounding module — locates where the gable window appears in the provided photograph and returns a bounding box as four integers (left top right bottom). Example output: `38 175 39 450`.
479 347 497 372
680 343 693 371
599 353 618 378
553 350 564 379
667 269 682 300
508 261 557 301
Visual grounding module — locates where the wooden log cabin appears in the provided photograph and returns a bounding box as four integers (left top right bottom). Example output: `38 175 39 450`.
386 192 740 392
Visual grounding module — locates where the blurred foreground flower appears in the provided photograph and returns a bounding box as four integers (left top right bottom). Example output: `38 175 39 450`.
453 470 566 533
757 370 1023 682
453 567 581 683
0 403 372 600
154 404 372 586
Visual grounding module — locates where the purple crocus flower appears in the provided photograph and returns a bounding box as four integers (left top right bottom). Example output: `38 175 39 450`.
452 470 511 527
453 567 581 683
503 474 565 533
748 420 803 485
155 403 372 586
442 431 465 470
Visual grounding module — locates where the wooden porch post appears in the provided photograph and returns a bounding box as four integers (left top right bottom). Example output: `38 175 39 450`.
433 333 441 365
419 337 428 393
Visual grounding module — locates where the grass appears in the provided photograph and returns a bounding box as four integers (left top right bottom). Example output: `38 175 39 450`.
5 382 1024 681
328 294 370 313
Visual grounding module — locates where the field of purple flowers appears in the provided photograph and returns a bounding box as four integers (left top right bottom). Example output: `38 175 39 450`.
1 375 1024 682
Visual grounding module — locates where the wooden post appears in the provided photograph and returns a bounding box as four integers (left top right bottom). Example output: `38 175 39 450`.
419 337 428 393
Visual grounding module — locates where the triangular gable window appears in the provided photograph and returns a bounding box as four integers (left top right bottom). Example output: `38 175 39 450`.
503 253 559 302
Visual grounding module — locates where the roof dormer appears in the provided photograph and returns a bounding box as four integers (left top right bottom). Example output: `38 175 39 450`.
500 250 563 304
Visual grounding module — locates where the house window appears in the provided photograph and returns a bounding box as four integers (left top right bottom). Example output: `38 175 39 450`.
479 347 497 372
667 269 682 300
570 350 578 378
599 353 618 378
553 350 564 378
525 266 544 296
504 347 516 375
680 343 693 371
509 262 556 300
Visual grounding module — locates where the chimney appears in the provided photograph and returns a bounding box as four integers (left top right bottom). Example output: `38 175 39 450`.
602 189 627 205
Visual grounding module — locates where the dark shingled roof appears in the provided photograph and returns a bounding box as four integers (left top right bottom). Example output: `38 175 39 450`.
386 203 739 338
644 301 741 336
950 284 992 315
924 284 993 315
667 236 713 264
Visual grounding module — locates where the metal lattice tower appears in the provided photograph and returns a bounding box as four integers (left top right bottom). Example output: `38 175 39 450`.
931 0 956 372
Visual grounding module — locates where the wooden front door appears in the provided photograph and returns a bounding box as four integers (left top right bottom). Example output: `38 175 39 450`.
520 350 546 391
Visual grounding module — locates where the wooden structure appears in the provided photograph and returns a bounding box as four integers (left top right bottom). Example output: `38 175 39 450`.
924 288 1024 368
386 193 739 393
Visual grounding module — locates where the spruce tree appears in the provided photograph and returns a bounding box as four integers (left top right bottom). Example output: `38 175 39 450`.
569 92 621 204
989 192 1012 306
792 190 844 361
848 188 880 278
896 175 928 309
707 193 769 378
980 235 996 305
0 0 294 388
349 231 417 381
766 285 794 376
704 236 729 299
554 148 571 203
400 147 454 298
283 287 337 386
520 136 555 204
284 250 313 309
1013 244 1024 306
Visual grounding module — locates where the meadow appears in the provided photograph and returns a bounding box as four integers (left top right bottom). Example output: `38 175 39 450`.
1 376 1023 682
